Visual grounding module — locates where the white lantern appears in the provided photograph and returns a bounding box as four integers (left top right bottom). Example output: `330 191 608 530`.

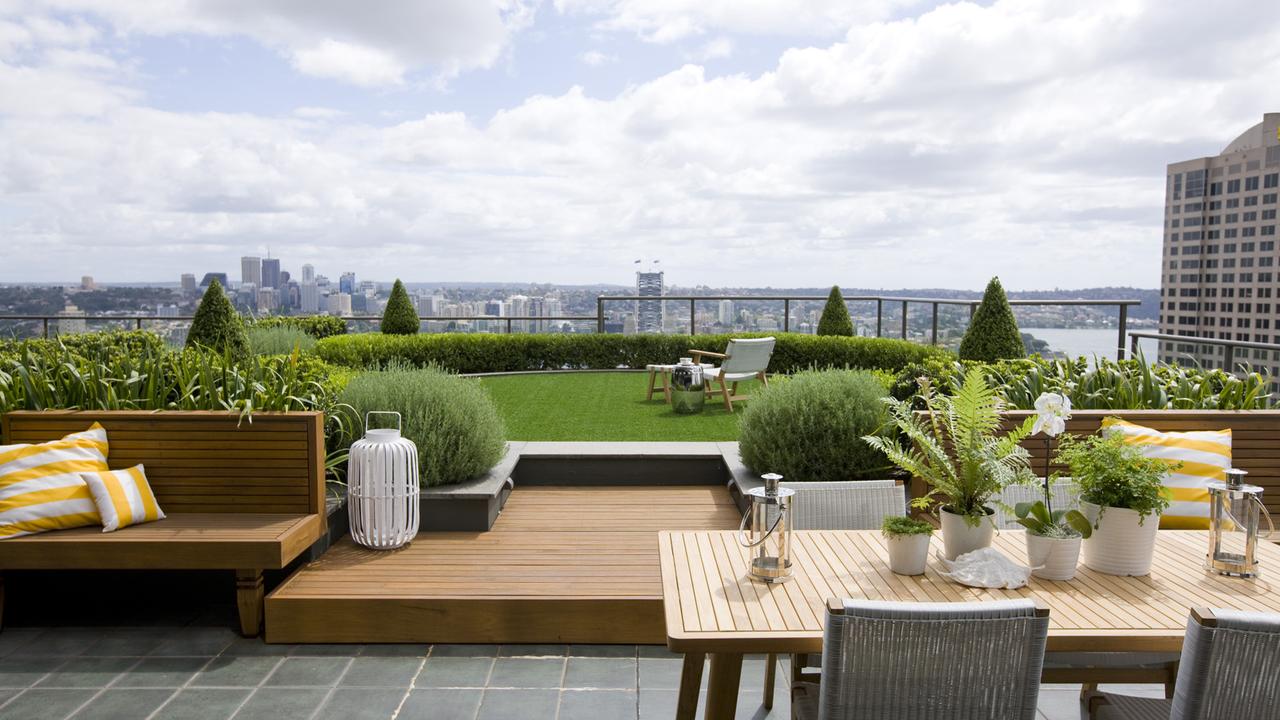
348 412 420 549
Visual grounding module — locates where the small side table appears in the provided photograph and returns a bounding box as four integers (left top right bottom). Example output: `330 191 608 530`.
645 364 714 404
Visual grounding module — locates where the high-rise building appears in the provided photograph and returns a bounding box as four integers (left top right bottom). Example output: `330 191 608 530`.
180 273 197 293
301 282 319 313
636 271 665 333
261 258 281 289
80 276 95 291
718 299 735 326
1160 113 1280 378
327 292 353 317
301 264 315 284
56 303 87 335
199 272 228 289
339 272 356 295
241 256 261 288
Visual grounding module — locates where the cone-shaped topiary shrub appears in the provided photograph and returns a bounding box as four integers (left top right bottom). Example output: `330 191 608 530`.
816 285 854 336
185 278 249 361
381 279 419 335
958 276 1025 362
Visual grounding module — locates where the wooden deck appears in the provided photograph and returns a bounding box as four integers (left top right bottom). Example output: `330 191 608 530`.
265 485 740 644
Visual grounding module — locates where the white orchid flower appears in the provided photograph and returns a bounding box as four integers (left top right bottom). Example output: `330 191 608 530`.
1032 392 1072 437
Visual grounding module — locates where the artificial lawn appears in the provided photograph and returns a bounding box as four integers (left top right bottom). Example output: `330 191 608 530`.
478 371 762 441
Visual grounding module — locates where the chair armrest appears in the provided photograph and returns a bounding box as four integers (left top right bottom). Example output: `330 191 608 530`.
689 350 727 361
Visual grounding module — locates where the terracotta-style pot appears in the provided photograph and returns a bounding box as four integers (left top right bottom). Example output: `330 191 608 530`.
940 506 994 561
1025 533 1081 581
1080 501 1160 576
886 533 931 575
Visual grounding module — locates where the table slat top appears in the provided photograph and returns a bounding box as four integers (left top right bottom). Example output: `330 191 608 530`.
659 529 1280 654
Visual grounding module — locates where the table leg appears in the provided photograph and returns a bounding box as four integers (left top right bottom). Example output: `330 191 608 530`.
646 368 658 400
704 652 744 720
675 652 705 720
662 370 672 404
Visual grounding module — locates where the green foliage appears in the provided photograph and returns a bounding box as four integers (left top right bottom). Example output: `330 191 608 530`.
881 516 934 537
1014 500 1092 539
315 332 951 375
738 370 891 482
248 326 318 356
186 279 249 361
864 368 1036 520
0 330 166 361
339 365 506 487
959 277 1025 362
380 279 419 335
1054 431 1173 521
250 315 347 339
816 286 854 337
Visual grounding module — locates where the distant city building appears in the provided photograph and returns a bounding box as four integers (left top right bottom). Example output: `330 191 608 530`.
156 304 180 318
1160 113 1280 377
636 271 664 333
301 264 315 284
199 272 228 289
301 282 320 313
261 258 281 289
180 273 197 293
257 287 277 313
718 299 734 326
339 272 356 295
240 256 261 288
327 292 352 317
278 270 290 287
484 300 504 317
57 303 86 335
80 276 95 291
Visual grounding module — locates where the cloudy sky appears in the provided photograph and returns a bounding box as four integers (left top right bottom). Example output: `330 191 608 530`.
1 0 1277 289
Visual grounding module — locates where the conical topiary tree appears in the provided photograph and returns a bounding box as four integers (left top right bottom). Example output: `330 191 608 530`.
381 279 419 335
816 285 854 336
185 278 249 360
958 277 1025 361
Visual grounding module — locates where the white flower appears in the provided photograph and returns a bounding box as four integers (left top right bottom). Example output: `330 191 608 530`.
1032 392 1072 437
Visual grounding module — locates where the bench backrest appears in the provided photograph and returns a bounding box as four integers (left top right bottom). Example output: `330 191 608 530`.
1 410 325 516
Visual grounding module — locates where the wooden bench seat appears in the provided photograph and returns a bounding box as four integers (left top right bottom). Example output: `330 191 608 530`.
0 410 328 636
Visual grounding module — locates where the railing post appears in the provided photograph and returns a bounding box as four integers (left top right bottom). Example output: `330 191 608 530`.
42 317 48 339
597 297 604 333
1130 333 1139 359
783 299 790 333
506 317 512 334
930 302 939 345
1116 304 1128 361
690 298 696 336
969 303 977 320
1224 343 1235 374
876 299 883 338
135 318 142 331
900 300 908 340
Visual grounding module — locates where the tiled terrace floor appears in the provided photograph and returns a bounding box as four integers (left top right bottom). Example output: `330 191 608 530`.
0 614 1167 720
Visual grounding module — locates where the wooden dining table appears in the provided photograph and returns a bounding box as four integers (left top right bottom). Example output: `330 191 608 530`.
658 528 1280 720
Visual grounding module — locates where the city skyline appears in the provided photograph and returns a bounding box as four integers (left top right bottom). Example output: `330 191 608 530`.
2 2 1278 288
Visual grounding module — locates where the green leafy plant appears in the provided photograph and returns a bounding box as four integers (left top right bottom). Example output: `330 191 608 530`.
1014 500 1092 539
958 277 1025 362
863 367 1036 523
250 315 347 339
816 286 854 337
380 279 419 335
1053 430 1174 522
185 278 249 361
881 516 934 538
248 326 317 356
738 370 891 482
339 364 506 487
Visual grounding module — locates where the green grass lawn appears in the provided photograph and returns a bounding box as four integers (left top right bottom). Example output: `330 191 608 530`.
478 371 762 441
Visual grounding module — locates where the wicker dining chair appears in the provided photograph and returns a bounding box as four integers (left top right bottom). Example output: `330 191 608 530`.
793 598 1050 720
1084 607 1280 720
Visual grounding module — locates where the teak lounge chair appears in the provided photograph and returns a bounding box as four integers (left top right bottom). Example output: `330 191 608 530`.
689 336 775 412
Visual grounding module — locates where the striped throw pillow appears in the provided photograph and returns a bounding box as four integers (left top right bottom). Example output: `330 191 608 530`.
1101 417 1231 530
80 464 165 532
0 423 108 538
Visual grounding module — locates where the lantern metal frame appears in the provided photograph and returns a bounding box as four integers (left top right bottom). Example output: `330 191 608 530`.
1206 468 1275 578
739 473 795 583
348 411 420 550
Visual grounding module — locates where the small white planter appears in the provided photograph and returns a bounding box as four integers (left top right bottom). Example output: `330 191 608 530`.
940 507 994 561
886 534 931 575
1080 501 1161 576
1025 533 1081 581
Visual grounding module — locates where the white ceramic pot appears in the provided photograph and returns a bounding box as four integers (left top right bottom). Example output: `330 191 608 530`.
1025 533 1081 581
886 533 931 576
940 507 994 561
1080 501 1161 576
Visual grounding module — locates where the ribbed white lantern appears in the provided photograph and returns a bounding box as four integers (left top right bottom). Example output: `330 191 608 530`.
348 412 420 550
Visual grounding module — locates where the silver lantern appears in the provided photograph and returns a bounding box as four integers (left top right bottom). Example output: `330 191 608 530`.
1206 468 1275 578
738 473 794 583
348 412 420 550
670 357 705 414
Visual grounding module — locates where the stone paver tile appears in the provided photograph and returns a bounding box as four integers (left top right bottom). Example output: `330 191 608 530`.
313 687 406 720
263 658 350 687
150 628 237 657
417 657 492 688
35 657 138 688
476 689 558 720
151 688 252 720
0 657 67 687
191 657 282 688
567 645 636 658
115 657 210 688
398 688 482 720
487 658 564 689
558 689 637 720
360 645 428 658
564 658 636 689
497 645 566 658
83 629 168 656
69 689 175 719
229 688 324 720
638 689 677 720
338 657 422 687
0 688 97 720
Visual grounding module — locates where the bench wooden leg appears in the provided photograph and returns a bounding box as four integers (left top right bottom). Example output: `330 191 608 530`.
763 652 776 709
676 652 705 720
236 569 264 637
646 368 657 400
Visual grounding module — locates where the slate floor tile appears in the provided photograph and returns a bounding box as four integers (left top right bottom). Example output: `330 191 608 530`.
69 689 175 719
558 689 637 720
398 688 482 720
476 688 558 720
229 688 324 720
487 658 564 688
151 688 252 720
263 657 350 687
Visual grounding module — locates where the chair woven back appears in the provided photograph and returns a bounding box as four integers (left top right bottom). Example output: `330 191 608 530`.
783 480 904 530
720 337 775 375
1171 609 1280 720
818 599 1048 720
994 480 1080 530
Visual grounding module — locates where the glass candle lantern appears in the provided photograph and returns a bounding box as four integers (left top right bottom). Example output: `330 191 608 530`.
739 473 794 583
1206 468 1275 578
670 357 705 415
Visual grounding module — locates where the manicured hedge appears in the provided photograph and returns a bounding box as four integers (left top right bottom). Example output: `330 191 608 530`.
250 315 347 339
314 332 952 374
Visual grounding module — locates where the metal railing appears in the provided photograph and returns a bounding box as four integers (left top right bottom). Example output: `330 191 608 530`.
0 314 599 338
596 295 1142 359
1128 330 1280 371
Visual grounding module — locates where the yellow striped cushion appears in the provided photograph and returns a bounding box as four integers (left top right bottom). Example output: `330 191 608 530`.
1101 417 1231 529
80 464 165 532
0 423 108 538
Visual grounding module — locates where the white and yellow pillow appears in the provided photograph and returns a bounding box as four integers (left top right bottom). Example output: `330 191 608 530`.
80 464 165 532
0 423 108 538
1102 417 1231 529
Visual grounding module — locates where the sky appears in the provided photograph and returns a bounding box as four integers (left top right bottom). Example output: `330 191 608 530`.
0 0 1278 290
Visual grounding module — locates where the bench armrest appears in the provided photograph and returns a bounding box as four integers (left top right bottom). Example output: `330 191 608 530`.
689 350 726 361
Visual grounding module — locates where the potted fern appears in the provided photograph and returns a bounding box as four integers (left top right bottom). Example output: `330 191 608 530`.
865 368 1036 560
1014 500 1091 580
881 516 934 575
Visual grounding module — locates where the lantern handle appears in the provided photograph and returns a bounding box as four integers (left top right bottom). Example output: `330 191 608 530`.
1252 494 1275 540
365 411 403 434
738 505 785 548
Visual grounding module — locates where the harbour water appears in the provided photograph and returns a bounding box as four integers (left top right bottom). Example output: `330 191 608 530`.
1023 327 1158 361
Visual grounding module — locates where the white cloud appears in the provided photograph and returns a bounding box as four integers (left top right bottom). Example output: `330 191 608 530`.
579 49 617 66
292 106 345 119
691 36 732 61
289 40 405 87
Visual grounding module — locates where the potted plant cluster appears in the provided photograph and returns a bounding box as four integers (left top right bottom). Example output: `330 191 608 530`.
881 516 934 575
1055 429 1174 576
1014 501 1091 580
866 368 1036 560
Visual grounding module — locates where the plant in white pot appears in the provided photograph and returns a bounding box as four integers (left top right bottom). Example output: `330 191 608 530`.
881 516 934 575
865 368 1036 560
1055 429 1175 576
1014 500 1091 580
